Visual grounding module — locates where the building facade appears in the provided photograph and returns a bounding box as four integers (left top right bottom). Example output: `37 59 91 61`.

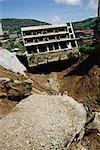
21 23 78 55
0 23 3 36
0 23 4 41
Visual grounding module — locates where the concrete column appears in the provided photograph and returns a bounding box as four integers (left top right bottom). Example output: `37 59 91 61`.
66 42 68 48
58 43 61 50
33 39 35 43
55 36 57 40
43 37 46 41
65 28 67 32
47 46 49 52
41 31 43 34
52 44 55 51
47 37 49 41
57 29 59 32
67 42 72 49
70 22 78 47
53 30 55 33
36 46 39 53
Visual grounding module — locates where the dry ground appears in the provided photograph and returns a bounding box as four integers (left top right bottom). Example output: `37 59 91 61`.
0 53 100 149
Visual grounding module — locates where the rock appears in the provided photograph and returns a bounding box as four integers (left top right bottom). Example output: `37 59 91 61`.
0 94 86 150
63 91 68 96
14 79 33 85
0 79 32 100
93 112 100 132
0 77 11 83
0 92 7 97
0 48 26 76
69 142 87 150
25 79 33 84
85 112 100 132
14 80 22 84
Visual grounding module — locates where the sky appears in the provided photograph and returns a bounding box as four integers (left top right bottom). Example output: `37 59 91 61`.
0 0 98 23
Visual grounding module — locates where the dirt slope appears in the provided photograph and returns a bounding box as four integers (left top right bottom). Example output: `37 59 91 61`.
58 65 100 111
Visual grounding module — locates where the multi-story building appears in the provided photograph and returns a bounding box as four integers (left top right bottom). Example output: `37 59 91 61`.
21 23 78 55
0 23 4 41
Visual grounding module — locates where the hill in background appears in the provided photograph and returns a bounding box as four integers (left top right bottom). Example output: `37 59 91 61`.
1 18 49 34
72 17 96 30
1 17 96 34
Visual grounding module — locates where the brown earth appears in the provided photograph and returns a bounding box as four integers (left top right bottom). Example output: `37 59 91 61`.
0 66 31 119
27 54 100 150
0 53 100 149
69 129 100 150
28 54 100 112
58 64 100 112
0 99 17 119
0 66 26 81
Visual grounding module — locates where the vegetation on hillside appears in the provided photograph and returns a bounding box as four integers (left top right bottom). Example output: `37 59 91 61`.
1 18 49 34
1 17 96 34
2 40 26 52
79 45 95 53
73 17 96 30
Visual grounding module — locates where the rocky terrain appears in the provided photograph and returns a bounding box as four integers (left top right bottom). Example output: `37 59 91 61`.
0 66 32 118
0 48 26 76
0 94 87 150
0 52 100 149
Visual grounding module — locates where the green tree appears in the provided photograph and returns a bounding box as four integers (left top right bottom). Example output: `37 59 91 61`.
79 45 95 53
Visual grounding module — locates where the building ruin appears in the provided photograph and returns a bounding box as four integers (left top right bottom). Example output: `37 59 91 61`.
21 23 78 54
0 23 4 41
21 23 79 66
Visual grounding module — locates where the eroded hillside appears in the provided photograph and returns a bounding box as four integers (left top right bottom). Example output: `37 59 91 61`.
0 52 100 149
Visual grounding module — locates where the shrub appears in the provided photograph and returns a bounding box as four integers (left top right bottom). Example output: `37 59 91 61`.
79 45 95 53
14 42 26 52
2 40 15 51
2 40 26 52
29 52 36 61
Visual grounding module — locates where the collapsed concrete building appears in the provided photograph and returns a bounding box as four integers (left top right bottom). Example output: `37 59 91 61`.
21 23 78 54
21 23 79 66
0 23 4 41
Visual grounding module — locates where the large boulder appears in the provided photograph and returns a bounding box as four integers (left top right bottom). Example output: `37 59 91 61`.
0 48 26 75
0 94 86 150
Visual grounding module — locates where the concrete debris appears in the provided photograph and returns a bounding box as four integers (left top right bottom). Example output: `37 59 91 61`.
69 142 87 150
86 112 100 133
0 94 86 150
93 112 100 132
86 112 100 132
0 78 32 100
0 77 11 83
24 79 34 84
0 48 26 76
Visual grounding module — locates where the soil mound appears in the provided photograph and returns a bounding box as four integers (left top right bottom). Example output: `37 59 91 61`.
58 65 100 111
